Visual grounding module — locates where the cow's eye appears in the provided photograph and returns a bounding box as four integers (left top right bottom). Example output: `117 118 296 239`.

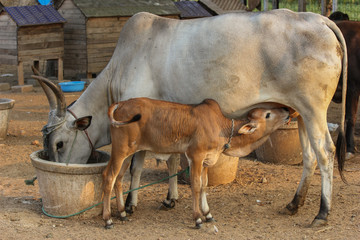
266 113 271 119
56 141 64 150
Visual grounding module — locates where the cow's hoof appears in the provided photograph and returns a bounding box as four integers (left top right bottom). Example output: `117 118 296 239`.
105 219 113 229
119 216 128 221
279 204 298 216
162 199 176 209
346 152 355 160
310 219 327 228
125 205 135 215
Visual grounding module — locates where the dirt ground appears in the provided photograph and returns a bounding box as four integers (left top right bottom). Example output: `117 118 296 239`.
0 88 359 240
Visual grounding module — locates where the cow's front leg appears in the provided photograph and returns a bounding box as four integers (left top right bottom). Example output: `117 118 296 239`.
162 154 180 208
114 156 132 221
200 166 214 222
125 152 146 214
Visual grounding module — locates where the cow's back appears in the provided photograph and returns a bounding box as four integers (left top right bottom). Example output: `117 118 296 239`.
109 9 343 119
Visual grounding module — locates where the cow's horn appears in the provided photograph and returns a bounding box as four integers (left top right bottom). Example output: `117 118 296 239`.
31 75 66 118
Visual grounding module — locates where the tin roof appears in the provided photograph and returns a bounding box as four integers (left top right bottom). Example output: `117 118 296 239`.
199 0 247 15
174 1 213 19
4 5 66 26
72 0 180 18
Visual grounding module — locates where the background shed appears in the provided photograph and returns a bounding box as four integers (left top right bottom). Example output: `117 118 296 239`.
56 0 180 79
174 1 214 19
0 5 65 85
199 0 261 14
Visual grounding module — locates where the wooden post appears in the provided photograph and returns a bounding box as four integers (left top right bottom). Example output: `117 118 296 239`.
298 0 306 12
58 58 63 81
17 61 24 85
333 0 337 12
264 0 268 11
87 72 92 79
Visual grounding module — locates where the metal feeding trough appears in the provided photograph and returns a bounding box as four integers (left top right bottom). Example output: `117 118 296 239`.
30 150 109 218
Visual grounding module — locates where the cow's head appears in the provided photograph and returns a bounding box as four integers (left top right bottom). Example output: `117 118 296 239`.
32 74 93 164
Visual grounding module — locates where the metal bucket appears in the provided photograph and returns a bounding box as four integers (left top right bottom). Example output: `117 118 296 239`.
30 150 109 218
0 98 15 140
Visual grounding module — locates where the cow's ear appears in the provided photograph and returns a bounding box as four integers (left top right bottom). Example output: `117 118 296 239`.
238 123 257 134
73 116 92 131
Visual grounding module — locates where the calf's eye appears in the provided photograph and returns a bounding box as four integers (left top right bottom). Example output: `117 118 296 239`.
266 113 271 119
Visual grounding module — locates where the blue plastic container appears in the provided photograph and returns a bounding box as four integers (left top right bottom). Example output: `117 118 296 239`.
58 81 85 92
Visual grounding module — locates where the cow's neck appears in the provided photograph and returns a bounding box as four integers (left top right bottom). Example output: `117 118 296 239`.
69 76 111 148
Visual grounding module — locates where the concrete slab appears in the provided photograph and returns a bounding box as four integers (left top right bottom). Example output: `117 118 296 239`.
11 85 33 93
0 83 11 91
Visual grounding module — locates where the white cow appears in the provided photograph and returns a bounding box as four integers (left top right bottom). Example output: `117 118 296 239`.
33 9 347 228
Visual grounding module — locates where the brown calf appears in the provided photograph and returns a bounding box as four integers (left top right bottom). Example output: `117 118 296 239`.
102 98 290 229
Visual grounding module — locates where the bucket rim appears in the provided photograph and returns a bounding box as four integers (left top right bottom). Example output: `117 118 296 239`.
30 150 109 175
0 98 15 110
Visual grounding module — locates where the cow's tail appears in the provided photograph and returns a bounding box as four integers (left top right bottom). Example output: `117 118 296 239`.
325 18 348 183
108 103 141 127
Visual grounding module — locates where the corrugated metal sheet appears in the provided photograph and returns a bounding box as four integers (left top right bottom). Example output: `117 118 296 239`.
73 0 180 18
4 5 66 26
200 0 247 15
174 1 213 19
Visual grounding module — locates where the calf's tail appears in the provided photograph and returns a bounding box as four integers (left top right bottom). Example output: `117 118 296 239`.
108 103 142 127
325 17 348 183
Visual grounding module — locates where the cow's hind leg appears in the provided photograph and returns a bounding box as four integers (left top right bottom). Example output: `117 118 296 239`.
125 151 146 214
283 117 317 215
162 154 180 209
311 130 335 227
286 113 335 227
345 91 359 159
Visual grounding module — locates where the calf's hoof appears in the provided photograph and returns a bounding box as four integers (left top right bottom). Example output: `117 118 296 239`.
310 218 327 228
205 213 215 222
195 218 203 229
119 216 128 221
104 219 114 229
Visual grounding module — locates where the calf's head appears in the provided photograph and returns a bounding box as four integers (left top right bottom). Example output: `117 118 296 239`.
224 107 290 157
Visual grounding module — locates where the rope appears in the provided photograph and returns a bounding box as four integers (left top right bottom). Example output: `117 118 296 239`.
224 119 234 150
28 167 189 219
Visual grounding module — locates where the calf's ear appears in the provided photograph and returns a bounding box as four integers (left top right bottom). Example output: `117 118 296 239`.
238 123 257 134
73 116 92 131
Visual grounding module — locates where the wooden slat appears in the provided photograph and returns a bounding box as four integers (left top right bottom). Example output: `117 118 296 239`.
18 41 64 51
0 48 17 55
18 32 64 42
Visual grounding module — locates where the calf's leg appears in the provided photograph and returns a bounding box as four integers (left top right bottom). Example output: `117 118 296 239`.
187 152 205 229
114 156 132 220
102 152 129 229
